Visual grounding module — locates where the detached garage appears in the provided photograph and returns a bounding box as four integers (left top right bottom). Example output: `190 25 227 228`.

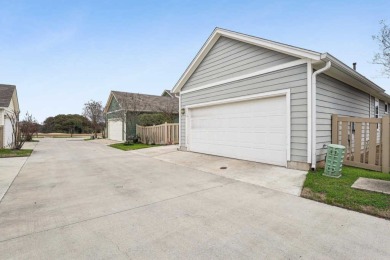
172 28 390 170
0 84 19 149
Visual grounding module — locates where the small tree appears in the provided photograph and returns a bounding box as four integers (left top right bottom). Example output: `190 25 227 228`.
373 20 390 77
83 100 104 138
6 109 24 149
20 112 38 142
157 98 178 123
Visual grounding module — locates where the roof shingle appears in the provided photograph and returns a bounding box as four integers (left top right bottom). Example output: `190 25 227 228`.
0 84 16 108
111 91 179 113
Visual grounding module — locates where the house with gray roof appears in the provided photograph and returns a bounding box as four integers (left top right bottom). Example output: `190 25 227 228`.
0 84 20 148
104 91 179 141
172 28 390 171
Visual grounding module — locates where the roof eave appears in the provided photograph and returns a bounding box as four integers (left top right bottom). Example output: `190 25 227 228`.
321 53 385 94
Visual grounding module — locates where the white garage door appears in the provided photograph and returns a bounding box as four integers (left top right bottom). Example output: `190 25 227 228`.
187 95 288 166
4 117 14 148
108 120 124 141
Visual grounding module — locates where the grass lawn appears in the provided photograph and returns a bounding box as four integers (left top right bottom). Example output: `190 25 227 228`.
109 143 160 151
0 149 33 158
302 166 390 219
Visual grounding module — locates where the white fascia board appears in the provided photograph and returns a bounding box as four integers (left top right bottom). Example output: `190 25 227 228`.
221 30 321 61
103 93 114 114
320 53 385 93
172 28 321 93
181 59 308 95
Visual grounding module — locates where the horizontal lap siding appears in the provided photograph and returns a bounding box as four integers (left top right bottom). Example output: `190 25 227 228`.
181 65 308 163
316 74 370 161
184 36 298 91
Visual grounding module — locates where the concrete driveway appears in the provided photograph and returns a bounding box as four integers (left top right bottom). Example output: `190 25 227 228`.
0 139 389 259
131 145 307 196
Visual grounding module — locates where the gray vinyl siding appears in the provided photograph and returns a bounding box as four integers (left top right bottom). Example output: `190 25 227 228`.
370 96 375 118
181 64 308 163
316 74 370 161
184 36 298 91
379 100 386 117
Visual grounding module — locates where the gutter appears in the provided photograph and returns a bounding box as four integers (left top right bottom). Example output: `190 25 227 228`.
311 60 331 170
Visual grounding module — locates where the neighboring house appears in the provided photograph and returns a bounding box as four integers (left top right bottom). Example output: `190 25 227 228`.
0 84 20 148
161 89 176 98
104 91 179 141
172 28 390 171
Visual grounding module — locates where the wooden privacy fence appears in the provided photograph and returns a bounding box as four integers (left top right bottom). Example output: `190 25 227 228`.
136 123 179 145
332 114 389 173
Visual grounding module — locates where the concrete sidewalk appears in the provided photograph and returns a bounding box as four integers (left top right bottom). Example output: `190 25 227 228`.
0 142 37 202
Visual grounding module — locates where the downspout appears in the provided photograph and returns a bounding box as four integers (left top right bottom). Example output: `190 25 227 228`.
311 61 331 170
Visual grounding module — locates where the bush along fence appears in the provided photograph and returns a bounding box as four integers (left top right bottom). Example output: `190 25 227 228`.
332 114 389 173
136 123 179 145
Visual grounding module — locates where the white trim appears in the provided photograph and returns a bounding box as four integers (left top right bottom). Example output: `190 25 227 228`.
311 61 331 169
375 98 379 118
306 61 312 163
286 90 291 162
185 107 191 149
221 30 321 60
178 94 181 147
369 95 372 118
181 59 307 95
185 89 291 163
172 28 321 93
106 109 124 114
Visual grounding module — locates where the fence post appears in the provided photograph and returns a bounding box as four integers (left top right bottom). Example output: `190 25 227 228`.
382 116 389 173
164 122 168 144
332 114 338 144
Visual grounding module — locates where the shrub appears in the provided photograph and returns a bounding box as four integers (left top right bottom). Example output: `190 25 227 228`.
138 113 167 126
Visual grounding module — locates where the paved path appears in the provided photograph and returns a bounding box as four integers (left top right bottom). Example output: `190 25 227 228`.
0 142 38 202
0 139 389 259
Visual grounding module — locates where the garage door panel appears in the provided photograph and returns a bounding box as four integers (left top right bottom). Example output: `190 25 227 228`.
108 120 124 141
188 96 287 166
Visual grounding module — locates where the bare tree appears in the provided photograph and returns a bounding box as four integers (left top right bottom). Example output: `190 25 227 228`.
6 109 24 149
20 112 38 142
156 98 178 123
373 20 390 77
83 100 104 138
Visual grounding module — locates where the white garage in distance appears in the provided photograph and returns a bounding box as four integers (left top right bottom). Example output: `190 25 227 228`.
107 120 124 142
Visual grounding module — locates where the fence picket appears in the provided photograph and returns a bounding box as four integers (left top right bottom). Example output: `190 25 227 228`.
136 123 179 145
332 114 389 173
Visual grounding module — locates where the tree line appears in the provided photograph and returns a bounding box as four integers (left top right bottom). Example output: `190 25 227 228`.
41 114 95 134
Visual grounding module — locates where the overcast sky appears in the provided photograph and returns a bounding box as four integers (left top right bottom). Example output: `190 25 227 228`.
1 0 389 122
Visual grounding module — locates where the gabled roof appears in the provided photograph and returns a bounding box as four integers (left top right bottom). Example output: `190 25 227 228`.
104 90 179 114
161 89 175 98
0 84 19 111
172 28 390 101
